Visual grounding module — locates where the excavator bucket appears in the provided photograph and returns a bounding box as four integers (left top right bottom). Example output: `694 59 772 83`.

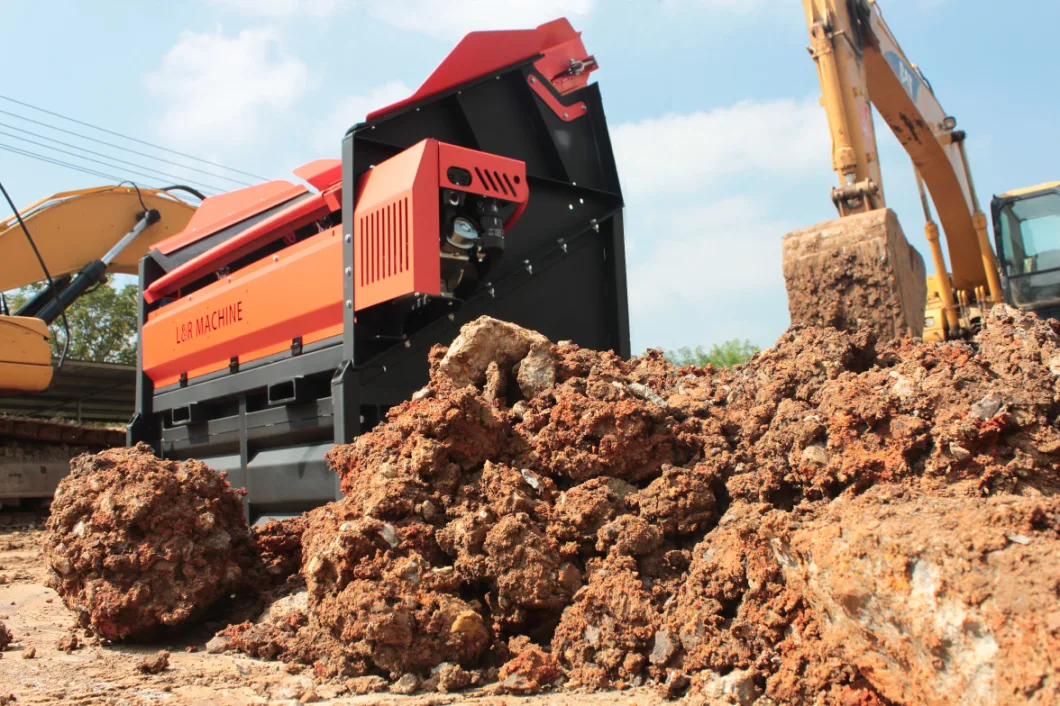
782 208 927 342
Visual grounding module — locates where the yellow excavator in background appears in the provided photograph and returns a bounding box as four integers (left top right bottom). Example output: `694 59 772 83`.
0 183 198 391
785 0 1060 342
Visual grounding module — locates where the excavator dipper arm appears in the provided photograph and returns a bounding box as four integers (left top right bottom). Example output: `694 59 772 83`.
800 0 1003 339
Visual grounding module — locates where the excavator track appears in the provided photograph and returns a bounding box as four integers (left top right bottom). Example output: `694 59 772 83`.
0 416 124 506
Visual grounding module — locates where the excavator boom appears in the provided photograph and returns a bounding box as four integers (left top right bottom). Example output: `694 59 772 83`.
0 186 196 291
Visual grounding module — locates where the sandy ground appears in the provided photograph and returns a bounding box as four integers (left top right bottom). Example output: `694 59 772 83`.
0 523 662 706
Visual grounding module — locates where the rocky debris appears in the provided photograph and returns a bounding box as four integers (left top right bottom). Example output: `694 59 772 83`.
57 632 80 653
689 668 762 706
548 477 635 549
345 675 388 695
325 385 507 501
250 516 306 586
269 674 314 701
517 342 558 400
494 643 562 695
633 464 719 537
510 366 700 484
0 622 10 651
771 488 1060 706
43 444 253 641
20 647 35 660
205 634 231 654
389 673 421 695
299 500 491 677
661 504 788 676
422 662 476 693
552 556 659 688
438 316 551 396
721 305 1060 509
157 307 1060 703
137 650 170 674
218 587 333 668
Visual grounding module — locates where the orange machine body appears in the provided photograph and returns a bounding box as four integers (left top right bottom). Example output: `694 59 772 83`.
141 139 526 389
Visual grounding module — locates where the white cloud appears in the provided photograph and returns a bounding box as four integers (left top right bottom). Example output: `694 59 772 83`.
625 196 796 353
611 98 836 351
144 27 312 155
627 196 792 316
611 98 830 199
205 0 594 38
208 0 344 18
313 81 412 151
365 0 594 40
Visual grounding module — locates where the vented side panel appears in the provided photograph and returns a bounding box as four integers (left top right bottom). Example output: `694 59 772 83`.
473 166 522 198
359 198 410 287
353 140 440 310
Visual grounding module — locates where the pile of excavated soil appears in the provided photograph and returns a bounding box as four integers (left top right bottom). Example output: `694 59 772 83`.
214 309 1060 704
41 308 1058 703
42 444 254 641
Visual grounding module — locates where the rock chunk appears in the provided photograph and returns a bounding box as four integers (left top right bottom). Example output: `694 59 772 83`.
43 444 251 641
137 650 170 674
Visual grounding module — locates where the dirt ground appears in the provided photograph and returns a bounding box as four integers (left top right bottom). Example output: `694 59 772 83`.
0 524 662 705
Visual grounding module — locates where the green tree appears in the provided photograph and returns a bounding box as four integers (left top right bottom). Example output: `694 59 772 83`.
5 282 139 364
665 339 759 369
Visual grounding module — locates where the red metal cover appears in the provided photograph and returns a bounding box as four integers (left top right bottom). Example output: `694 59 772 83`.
532 21 596 96
437 142 527 204
293 159 342 192
353 139 529 311
155 180 307 256
143 192 333 304
367 18 589 121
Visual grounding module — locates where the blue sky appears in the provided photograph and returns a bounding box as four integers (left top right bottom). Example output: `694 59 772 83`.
2 0 1057 354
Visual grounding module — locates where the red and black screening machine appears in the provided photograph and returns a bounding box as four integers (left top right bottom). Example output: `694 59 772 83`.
128 19 629 521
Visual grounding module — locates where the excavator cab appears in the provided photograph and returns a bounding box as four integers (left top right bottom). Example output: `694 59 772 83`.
992 182 1060 320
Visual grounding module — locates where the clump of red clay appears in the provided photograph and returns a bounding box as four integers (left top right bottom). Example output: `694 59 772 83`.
158 309 1060 704
43 443 253 641
249 516 307 588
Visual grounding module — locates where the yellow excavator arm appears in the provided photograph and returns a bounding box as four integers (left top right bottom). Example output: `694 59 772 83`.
0 185 197 392
0 186 196 291
800 0 1004 339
